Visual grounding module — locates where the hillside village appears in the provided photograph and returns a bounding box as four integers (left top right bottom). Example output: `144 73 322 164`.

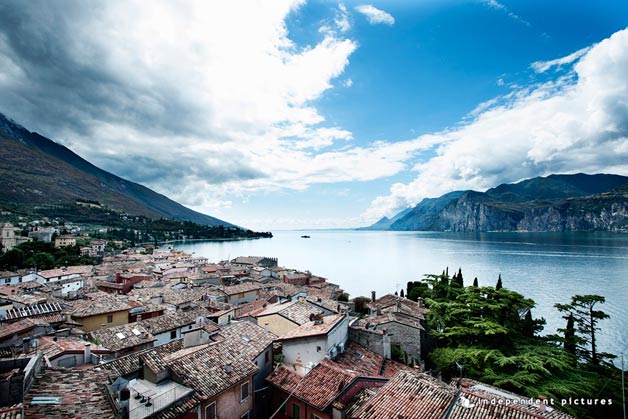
0 221 577 419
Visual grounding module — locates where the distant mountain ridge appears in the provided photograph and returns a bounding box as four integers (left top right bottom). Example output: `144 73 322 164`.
0 112 234 227
363 174 628 232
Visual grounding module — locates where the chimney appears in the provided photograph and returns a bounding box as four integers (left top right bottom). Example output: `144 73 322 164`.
371 291 376 302
136 313 142 322
84 343 92 364
225 363 233 374
376 306 381 316
264 323 269 333
396 299 401 311
317 297 322 303
382 331 391 359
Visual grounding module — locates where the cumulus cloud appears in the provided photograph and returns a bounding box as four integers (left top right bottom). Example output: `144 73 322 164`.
363 27 628 222
0 0 415 212
355 5 395 26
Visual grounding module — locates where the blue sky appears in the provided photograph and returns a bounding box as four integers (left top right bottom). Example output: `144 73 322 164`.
1 0 628 230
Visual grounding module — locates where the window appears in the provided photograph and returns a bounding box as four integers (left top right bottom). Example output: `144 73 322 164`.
204 402 216 419
292 403 301 419
170 330 177 339
107 315 113 323
240 381 250 401
310 414 322 419
316 346 321 352
264 350 269 363
240 412 250 419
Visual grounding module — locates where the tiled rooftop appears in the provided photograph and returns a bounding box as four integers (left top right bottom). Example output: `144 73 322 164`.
24 367 115 418
140 311 196 335
91 323 155 352
333 341 384 377
37 265 93 279
366 294 427 320
351 370 576 419
367 311 424 330
215 321 277 360
222 282 264 296
100 339 184 377
267 361 357 410
167 340 259 400
69 292 132 317
278 313 346 341
37 336 111 360
0 318 48 341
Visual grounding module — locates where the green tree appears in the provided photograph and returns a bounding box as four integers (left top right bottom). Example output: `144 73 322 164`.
554 295 614 365
400 289 405 298
472 277 478 287
496 273 503 290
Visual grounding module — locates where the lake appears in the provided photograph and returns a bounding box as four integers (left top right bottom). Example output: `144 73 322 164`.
176 230 628 359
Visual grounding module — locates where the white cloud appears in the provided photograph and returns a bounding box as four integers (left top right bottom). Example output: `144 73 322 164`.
484 0 530 26
531 46 592 73
363 27 628 222
0 0 420 216
335 3 351 32
355 4 395 26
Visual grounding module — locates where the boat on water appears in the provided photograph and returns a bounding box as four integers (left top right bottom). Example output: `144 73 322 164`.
300 235 311 238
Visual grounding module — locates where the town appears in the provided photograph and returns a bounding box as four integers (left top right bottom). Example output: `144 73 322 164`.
0 219 577 419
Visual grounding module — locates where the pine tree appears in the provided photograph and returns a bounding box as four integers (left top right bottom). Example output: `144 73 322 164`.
400 289 405 298
472 277 478 287
555 295 614 365
496 273 503 290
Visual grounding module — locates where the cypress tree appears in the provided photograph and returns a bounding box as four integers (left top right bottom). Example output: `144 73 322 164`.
400 289 405 298
496 273 503 290
472 277 478 287
456 268 464 287
564 313 576 356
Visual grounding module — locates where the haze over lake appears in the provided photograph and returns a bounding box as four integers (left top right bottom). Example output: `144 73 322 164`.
177 230 628 359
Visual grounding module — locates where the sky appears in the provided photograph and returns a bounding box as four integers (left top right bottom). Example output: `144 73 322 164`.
1 0 628 230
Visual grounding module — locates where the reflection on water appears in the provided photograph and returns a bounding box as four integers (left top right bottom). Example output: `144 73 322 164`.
176 230 628 358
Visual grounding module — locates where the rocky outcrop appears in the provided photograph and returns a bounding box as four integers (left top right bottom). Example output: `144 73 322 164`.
364 174 628 232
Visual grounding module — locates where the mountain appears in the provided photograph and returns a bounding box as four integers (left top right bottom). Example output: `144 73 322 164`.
0 112 233 226
363 174 628 232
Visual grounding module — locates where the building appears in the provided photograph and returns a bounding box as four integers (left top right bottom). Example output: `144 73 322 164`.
90 322 156 358
0 223 28 251
37 336 112 367
231 256 278 268
254 300 333 337
349 370 575 419
278 313 349 375
69 292 132 332
54 234 77 248
24 367 116 418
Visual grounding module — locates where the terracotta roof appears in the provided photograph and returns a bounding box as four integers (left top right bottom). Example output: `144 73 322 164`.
37 265 93 279
333 341 384 377
256 300 325 326
222 282 264 296
69 292 132 318
267 361 357 410
351 370 454 419
352 370 576 419
24 368 115 418
366 294 427 320
140 311 196 335
0 318 48 340
90 323 155 352
37 336 111 360
167 340 259 400
380 359 416 378
278 313 346 341
366 311 424 330
99 339 184 377
215 321 277 360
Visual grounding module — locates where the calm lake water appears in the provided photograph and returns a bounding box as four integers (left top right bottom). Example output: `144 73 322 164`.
176 230 628 359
